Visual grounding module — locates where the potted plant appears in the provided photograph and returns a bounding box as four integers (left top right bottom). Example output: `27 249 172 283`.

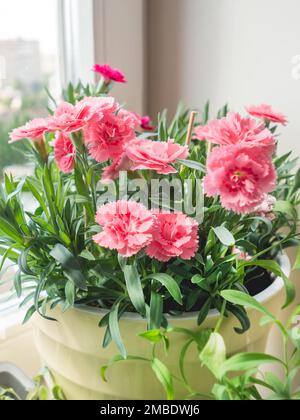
1 64 299 400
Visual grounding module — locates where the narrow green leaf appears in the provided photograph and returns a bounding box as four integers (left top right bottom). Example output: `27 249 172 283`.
50 244 87 291
293 245 300 271
177 159 206 173
14 270 22 298
150 291 163 330
146 273 182 305
221 290 275 320
220 353 283 377
197 298 212 326
241 259 295 309
213 226 235 246
151 358 174 400
109 302 126 359
65 280 75 307
123 264 145 316
179 339 194 385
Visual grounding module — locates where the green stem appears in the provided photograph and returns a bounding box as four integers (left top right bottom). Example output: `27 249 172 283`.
214 299 227 333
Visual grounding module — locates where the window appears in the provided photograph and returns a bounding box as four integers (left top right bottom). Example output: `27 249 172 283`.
0 0 62 305
0 0 61 178
0 0 96 306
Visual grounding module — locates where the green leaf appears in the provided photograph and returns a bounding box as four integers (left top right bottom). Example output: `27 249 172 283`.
123 264 145 316
197 298 212 326
151 358 174 400
292 168 300 194
109 301 126 359
221 290 276 320
293 245 300 271
22 305 36 324
0 218 23 244
100 354 149 382
14 270 22 298
6 178 26 201
191 274 210 292
79 250 96 261
228 304 251 334
50 244 87 291
220 353 283 377
177 159 206 173
139 329 163 343
213 226 235 246
18 247 35 276
240 259 295 309
199 332 226 380
65 280 75 307
52 385 66 401
149 291 163 330
146 273 182 305
274 200 297 218
179 339 194 385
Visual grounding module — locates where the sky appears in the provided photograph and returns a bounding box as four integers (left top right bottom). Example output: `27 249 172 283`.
0 0 58 54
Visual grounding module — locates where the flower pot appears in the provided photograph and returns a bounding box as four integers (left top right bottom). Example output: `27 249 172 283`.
32 256 290 400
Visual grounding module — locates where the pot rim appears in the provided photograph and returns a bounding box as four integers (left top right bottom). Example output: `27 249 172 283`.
74 254 291 321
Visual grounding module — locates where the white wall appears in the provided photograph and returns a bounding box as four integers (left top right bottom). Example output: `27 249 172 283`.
148 0 300 158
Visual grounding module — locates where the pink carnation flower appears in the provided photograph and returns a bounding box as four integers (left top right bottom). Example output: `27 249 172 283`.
84 111 136 163
194 112 275 155
77 96 118 114
146 212 199 262
118 109 141 130
126 139 188 174
47 101 96 134
93 64 127 84
203 144 277 214
140 115 156 131
252 194 276 220
118 111 156 132
101 154 133 184
9 118 50 143
93 201 155 257
54 132 76 173
246 104 288 125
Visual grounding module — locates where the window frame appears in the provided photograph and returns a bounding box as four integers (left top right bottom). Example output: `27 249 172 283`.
58 0 96 86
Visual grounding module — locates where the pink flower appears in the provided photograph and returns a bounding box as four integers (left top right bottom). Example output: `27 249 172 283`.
140 116 156 131
246 104 288 125
233 247 251 261
126 139 188 174
47 101 95 134
84 111 136 162
101 154 133 184
118 109 141 130
118 110 156 132
194 112 275 155
9 118 50 143
54 132 76 173
146 212 199 262
93 201 155 257
93 64 127 83
77 96 118 114
252 194 276 220
203 144 277 214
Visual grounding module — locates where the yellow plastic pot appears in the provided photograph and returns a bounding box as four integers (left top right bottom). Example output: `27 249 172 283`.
32 257 290 400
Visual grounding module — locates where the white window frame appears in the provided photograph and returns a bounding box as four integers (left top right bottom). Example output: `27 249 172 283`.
58 0 96 86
